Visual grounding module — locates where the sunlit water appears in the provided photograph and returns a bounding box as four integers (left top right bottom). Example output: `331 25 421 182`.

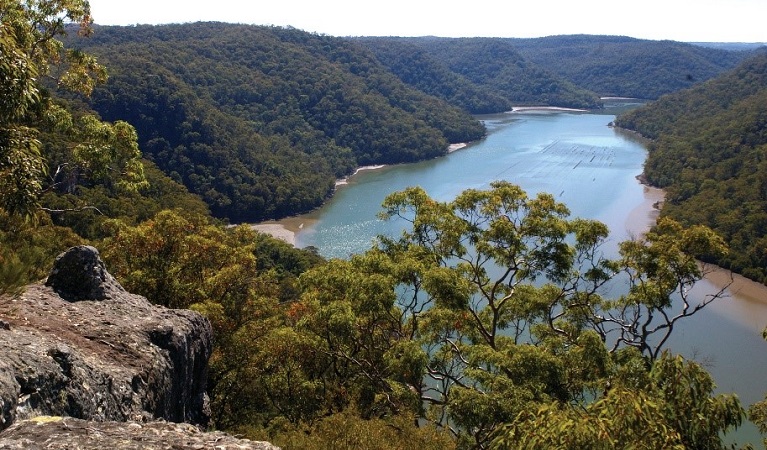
292 104 767 445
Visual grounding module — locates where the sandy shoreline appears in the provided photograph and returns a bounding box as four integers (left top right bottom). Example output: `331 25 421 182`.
624 182 767 324
624 183 665 238
251 215 316 247
448 143 467 153
600 96 640 100
250 223 296 245
511 106 588 113
335 165 387 186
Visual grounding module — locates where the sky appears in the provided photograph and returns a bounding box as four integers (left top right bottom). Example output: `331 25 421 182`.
85 0 767 43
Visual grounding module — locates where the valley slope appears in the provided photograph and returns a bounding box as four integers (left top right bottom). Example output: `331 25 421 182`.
618 50 767 283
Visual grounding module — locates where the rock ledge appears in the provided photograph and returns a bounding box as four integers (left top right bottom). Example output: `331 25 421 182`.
0 246 278 448
0 416 279 449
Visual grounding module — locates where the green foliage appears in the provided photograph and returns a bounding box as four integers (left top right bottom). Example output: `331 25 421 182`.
62 23 486 222
40 159 210 240
102 210 267 309
0 0 145 218
356 38 513 114
362 37 601 110
359 35 748 111
271 409 455 450
513 35 748 99
0 209 84 294
748 328 767 449
491 388 686 450
492 352 742 450
617 51 767 283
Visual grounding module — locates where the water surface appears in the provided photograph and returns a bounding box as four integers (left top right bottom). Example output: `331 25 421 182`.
297 109 649 257
291 106 767 445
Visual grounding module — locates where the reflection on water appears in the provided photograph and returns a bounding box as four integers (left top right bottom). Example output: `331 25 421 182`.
297 110 651 256
293 106 767 445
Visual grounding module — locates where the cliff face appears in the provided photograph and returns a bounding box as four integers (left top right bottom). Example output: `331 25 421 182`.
0 246 211 429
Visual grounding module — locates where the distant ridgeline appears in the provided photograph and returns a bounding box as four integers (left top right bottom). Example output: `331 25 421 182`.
617 50 767 284
63 23 753 223
354 35 749 110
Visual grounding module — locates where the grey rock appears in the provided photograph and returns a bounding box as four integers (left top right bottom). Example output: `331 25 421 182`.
45 245 125 302
0 416 281 449
0 246 281 449
0 247 212 431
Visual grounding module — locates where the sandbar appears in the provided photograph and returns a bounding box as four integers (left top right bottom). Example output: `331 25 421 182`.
624 184 665 238
448 143 467 153
251 216 316 247
336 165 387 186
511 106 588 113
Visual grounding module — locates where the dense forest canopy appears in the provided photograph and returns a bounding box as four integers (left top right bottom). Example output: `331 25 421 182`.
356 35 751 107
617 50 767 284
64 23 486 222
511 35 750 99
355 37 600 112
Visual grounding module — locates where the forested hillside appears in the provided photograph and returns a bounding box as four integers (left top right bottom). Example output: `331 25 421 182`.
357 35 749 107
360 37 602 110
513 35 749 99
356 37 599 112
617 50 767 283
67 23 486 222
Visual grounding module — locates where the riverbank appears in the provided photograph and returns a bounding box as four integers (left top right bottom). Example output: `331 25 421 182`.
448 143 467 153
252 141 473 243
624 182 665 238
251 215 315 247
511 106 588 113
626 180 767 332
335 164 387 187
252 164 392 244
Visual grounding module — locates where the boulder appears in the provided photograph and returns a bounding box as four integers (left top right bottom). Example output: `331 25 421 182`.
45 245 125 302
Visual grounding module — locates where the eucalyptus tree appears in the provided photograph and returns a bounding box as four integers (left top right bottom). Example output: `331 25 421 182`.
297 181 742 448
0 0 147 294
0 0 145 218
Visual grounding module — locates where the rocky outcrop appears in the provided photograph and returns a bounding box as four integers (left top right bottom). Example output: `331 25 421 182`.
45 245 126 302
0 246 224 445
0 416 280 449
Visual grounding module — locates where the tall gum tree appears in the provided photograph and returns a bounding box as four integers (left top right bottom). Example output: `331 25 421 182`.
296 181 743 448
0 0 145 218
0 0 147 295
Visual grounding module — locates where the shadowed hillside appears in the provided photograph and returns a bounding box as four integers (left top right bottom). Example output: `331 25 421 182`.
617 50 767 283
67 23 486 222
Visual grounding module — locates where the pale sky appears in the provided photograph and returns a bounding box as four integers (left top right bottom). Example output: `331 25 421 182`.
86 0 767 43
